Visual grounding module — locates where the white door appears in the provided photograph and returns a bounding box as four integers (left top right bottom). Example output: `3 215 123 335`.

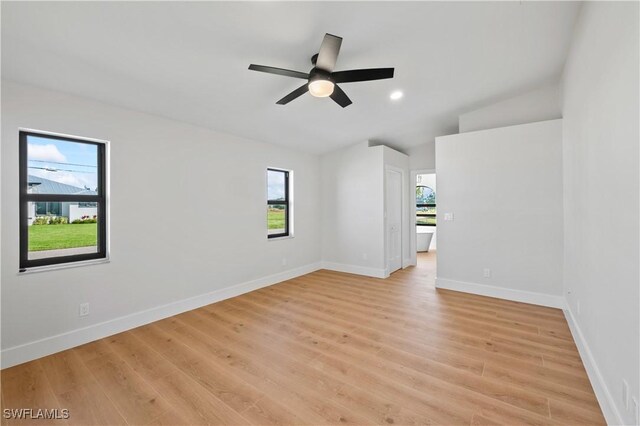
386 169 402 274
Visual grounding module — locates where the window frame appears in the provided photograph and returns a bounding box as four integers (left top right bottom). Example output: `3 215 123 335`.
19 130 108 271
416 185 436 227
266 168 290 239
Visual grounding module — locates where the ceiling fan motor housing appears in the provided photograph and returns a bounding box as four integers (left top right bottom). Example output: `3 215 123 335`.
308 68 333 84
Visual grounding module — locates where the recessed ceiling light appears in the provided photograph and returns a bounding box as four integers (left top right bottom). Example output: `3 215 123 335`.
390 91 403 100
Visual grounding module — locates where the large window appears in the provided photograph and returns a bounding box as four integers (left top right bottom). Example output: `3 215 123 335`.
416 185 436 226
267 168 290 238
19 131 107 270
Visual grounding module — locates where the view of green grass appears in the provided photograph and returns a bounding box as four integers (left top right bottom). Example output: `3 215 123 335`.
268 208 285 230
29 223 97 251
417 205 436 226
417 216 437 226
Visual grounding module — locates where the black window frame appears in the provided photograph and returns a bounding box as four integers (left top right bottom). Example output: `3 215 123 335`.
19 131 107 271
267 168 290 239
416 185 436 227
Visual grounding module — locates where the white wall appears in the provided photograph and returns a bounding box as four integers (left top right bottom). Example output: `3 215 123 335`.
1 81 322 366
459 82 561 133
435 119 564 307
406 141 436 171
561 2 639 424
320 142 386 277
320 142 410 277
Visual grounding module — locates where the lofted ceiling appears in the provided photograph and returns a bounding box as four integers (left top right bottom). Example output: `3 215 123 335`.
1 1 581 155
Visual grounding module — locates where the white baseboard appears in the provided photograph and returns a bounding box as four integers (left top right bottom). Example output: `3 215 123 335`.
564 307 623 426
321 261 388 278
435 277 566 309
403 258 416 268
1 262 322 369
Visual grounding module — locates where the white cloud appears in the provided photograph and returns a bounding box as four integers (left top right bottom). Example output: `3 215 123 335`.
28 143 66 163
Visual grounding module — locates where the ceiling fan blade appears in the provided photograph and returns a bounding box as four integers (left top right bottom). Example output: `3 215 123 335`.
276 84 309 105
331 68 395 83
330 84 352 108
248 64 309 80
315 33 342 72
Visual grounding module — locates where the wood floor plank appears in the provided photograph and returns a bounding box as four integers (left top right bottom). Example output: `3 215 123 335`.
186 307 440 424
1 387 7 426
291 276 546 335
149 371 250 425
257 282 547 372
55 384 127 426
549 398 607 425
128 324 262 415
1 252 605 425
1 361 67 425
274 278 549 354
187 315 397 425
214 301 470 424
167 323 333 425
221 295 556 425
40 349 126 426
234 291 552 417
82 350 171 425
483 363 601 412
104 331 176 383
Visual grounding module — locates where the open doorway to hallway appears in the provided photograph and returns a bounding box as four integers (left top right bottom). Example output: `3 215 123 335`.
416 172 436 267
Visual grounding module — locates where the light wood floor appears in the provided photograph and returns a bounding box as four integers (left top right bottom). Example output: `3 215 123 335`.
1 252 605 425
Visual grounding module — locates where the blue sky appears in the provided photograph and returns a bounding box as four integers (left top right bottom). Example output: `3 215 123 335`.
27 135 98 190
267 170 285 200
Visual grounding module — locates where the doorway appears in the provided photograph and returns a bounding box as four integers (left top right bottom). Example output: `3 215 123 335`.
414 171 436 267
386 168 403 274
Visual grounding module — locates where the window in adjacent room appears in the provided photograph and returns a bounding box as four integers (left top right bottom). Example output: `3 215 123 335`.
267 168 291 238
416 185 436 226
19 130 108 271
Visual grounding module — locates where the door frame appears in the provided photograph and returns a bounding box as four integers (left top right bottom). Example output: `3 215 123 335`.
409 168 436 266
384 165 408 275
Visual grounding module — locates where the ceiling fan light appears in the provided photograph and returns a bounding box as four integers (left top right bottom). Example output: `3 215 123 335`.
308 79 335 97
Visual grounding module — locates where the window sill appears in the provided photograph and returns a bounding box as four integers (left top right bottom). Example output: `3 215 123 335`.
268 235 295 241
18 257 110 275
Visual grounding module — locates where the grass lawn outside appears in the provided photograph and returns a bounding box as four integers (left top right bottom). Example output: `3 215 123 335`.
416 216 437 226
29 223 97 251
267 208 285 231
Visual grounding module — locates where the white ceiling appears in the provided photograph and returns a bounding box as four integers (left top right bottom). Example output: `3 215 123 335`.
1 1 581 155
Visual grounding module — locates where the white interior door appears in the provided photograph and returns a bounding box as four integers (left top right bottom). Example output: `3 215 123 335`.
386 169 402 274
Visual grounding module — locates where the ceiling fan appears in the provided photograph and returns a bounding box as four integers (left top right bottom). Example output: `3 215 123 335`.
248 33 394 108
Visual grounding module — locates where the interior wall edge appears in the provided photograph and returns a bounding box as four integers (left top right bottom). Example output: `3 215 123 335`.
564 306 624 426
0 261 322 370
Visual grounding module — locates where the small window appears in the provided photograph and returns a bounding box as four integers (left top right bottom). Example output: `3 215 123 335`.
416 185 436 226
267 168 290 238
19 131 107 270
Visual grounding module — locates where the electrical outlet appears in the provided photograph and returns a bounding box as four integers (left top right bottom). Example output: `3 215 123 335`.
444 213 454 222
79 303 90 317
483 268 491 278
623 380 629 410
577 299 581 316
362 253 368 261
281 257 287 266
